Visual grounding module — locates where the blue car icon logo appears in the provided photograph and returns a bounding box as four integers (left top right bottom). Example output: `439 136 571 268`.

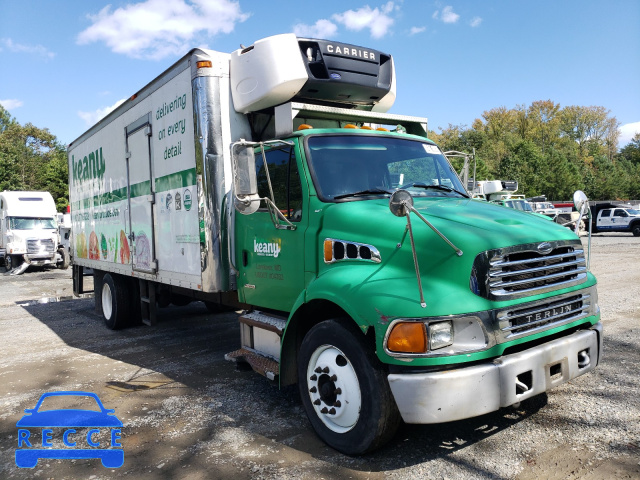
15 391 123 468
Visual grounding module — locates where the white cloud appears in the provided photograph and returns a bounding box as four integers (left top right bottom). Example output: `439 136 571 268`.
332 2 396 39
77 0 249 60
293 19 338 39
433 6 460 24
470 17 482 27
0 38 55 60
78 99 127 126
0 99 23 110
409 26 426 35
619 121 640 146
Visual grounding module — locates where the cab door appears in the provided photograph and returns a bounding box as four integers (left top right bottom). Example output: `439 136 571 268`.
597 209 612 230
235 141 307 312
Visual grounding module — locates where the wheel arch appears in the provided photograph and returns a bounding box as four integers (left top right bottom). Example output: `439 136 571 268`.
280 298 377 387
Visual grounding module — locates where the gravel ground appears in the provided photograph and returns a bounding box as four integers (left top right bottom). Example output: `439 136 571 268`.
0 234 638 479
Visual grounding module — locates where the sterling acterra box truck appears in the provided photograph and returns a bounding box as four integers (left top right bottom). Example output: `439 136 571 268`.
68 34 602 454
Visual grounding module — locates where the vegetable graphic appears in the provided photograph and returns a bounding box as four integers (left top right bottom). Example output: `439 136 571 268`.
89 231 100 260
119 230 130 264
76 232 87 258
101 233 108 259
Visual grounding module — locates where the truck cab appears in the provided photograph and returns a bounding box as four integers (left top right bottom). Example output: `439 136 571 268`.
68 34 602 455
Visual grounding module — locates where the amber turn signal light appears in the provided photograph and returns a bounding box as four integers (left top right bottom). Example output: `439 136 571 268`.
387 322 427 353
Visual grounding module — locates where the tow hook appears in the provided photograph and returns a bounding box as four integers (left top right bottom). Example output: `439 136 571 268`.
578 350 590 369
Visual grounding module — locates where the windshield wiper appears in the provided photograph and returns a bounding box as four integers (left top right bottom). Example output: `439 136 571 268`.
334 188 392 200
400 182 469 198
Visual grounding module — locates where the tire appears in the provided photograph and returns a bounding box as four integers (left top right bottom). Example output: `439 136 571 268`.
632 223 640 237
101 273 130 330
5 255 22 271
297 319 401 455
57 248 70 269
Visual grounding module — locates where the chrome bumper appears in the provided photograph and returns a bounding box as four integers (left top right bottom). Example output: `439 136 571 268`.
388 323 602 424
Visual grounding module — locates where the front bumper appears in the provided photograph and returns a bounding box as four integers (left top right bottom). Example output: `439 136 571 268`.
388 323 602 424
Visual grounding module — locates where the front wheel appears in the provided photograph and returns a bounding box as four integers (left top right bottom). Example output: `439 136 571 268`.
297 319 400 455
632 224 640 237
5 255 22 271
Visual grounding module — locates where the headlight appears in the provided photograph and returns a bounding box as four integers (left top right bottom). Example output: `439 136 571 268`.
429 321 453 350
385 315 489 357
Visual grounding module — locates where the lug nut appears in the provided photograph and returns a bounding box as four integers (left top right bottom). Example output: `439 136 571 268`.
322 367 330 373
329 408 336 415
334 388 342 395
334 400 341 407
330 374 337 381
313 399 321 405
309 387 317 393
310 374 317 381
315 367 322 373
320 407 328 414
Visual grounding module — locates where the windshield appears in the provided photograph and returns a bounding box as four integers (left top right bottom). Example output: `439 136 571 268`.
306 135 467 201
9 217 57 230
504 200 534 212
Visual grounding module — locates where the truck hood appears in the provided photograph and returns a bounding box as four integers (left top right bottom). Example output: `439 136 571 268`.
322 196 577 255
317 196 583 317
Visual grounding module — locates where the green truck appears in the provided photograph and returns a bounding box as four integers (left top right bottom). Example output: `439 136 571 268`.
69 34 601 454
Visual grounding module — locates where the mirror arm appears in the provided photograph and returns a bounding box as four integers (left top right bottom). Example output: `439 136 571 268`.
406 203 463 256
404 210 427 308
259 145 276 204
264 197 297 230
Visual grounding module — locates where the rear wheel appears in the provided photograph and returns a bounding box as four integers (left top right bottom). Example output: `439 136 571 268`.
101 273 130 329
297 319 400 455
57 248 70 269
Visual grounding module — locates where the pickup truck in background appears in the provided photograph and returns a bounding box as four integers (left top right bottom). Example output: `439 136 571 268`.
590 203 640 236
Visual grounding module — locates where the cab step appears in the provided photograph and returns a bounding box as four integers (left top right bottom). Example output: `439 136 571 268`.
225 348 279 380
225 310 286 380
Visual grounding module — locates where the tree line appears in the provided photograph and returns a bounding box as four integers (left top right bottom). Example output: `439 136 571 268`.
430 100 640 201
1 101 639 210
0 105 69 211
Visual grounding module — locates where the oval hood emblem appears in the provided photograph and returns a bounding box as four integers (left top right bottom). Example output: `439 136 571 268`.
537 242 553 255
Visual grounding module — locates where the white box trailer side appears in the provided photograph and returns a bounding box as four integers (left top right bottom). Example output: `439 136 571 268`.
68 49 251 294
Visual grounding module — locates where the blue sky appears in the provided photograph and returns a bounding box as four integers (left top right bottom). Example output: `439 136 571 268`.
1 0 639 147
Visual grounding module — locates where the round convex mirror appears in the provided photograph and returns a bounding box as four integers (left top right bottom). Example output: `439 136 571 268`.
389 190 413 217
573 190 588 212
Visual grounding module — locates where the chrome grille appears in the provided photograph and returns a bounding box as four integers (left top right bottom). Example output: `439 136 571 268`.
27 238 55 256
471 240 587 300
497 292 592 339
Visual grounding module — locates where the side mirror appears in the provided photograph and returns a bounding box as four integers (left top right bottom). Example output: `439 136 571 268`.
389 189 413 217
573 190 588 212
572 190 589 236
231 143 260 215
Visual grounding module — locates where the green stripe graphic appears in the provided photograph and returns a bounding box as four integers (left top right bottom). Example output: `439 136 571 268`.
71 168 196 211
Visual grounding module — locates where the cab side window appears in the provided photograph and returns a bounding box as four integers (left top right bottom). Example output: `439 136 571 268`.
614 209 627 217
255 146 303 222
601 210 611 217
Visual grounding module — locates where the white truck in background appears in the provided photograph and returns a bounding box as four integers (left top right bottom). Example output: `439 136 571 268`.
0 191 70 273
590 203 640 236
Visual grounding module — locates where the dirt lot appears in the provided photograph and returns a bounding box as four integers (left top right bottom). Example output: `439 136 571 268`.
0 235 639 479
